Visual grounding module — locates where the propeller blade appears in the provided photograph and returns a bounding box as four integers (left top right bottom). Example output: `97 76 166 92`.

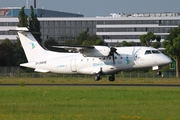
108 47 119 65
111 47 116 64
112 53 115 64
115 51 120 56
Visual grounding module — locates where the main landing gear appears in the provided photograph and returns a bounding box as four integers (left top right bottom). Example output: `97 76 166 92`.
94 74 115 82
94 67 115 82
108 75 115 82
94 74 101 81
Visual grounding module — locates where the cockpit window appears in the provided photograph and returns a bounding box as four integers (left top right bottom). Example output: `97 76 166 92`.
145 50 161 55
152 50 161 54
145 50 151 55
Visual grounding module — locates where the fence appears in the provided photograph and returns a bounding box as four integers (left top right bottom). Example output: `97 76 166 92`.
0 66 177 78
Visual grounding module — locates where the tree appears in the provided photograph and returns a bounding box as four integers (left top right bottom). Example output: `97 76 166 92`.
43 38 66 52
29 6 42 44
152 35 161 48
13 38 27 65
121 41 129 46
140 31 161 48
140 34 147 46
44 38 58 49
121 41 136 46
64 31 104 46
76 31 89 45
140 31 156 46
18 6 28 27
82 34 104 45
44 38 59 48
95 39 104 45
16 6 29 65
64 39 76 45
163 25 180 78
156 35 161 42
0 39 15 66
15 6 42 66
152 42 161 48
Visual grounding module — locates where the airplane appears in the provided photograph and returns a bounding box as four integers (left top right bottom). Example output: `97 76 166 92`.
15 27 172 81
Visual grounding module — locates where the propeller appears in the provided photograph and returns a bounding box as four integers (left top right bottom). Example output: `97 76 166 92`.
109 47 120 64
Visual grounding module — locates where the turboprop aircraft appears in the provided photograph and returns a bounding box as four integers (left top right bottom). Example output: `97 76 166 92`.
16 27 171 81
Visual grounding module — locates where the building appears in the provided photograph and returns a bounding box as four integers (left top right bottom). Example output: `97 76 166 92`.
0 7 84 42
0 7 83 17
96 12 180 45
0 8 180 45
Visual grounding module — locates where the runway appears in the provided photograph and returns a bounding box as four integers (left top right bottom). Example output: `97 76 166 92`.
0 84 180 87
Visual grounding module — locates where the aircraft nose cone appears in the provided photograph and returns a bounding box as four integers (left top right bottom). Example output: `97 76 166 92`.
163 56 172 65
167 57 172 64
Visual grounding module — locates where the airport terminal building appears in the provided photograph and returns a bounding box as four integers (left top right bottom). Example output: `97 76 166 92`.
0 7 180 45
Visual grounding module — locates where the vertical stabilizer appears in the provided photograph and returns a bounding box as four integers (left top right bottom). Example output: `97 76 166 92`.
17 28 46 62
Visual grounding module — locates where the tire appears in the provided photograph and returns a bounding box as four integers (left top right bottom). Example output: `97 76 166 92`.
108 76 115 82
94 75 101 81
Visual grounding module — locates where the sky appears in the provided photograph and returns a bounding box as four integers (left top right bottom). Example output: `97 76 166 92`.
0 0 180 17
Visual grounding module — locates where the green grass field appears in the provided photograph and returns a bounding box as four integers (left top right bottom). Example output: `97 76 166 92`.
1 77 180 85
0 86 180 120
0 77 180 120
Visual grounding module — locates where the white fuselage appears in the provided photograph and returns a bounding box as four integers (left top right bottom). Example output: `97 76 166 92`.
21 46 172 75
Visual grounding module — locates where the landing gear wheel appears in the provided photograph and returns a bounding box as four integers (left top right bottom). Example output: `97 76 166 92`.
94 75 101 81
108 75 115 82
157 70 162 76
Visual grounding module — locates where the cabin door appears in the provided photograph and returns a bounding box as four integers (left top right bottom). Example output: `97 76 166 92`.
70 58 77 72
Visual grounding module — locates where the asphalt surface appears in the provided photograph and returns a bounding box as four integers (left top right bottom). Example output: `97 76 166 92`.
0 84 180 87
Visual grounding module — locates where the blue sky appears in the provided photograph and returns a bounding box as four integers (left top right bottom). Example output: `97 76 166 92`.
0 0 180 16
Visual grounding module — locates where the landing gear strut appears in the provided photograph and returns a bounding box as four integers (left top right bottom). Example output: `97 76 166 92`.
157 70 164 77
108 75 115 82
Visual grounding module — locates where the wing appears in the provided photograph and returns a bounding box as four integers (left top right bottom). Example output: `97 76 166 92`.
52 45 94 53
52 45 112 57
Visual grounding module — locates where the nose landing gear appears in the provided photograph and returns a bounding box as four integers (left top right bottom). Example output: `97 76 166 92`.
157 70 164 78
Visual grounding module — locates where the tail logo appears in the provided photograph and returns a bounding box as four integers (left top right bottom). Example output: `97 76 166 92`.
30 42 36 49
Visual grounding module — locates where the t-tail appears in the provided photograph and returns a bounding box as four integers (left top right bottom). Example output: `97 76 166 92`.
16 27 47 62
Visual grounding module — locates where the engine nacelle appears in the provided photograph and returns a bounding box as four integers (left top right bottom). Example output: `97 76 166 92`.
80 46 111 57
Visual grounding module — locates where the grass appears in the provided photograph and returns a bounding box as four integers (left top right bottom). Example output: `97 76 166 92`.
0 86 180 120
0 76 180 85
0 77 180 119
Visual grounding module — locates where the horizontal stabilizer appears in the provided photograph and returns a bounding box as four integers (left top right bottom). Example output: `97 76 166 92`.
21 63 49 73
34 68 49 73
9 27 29 31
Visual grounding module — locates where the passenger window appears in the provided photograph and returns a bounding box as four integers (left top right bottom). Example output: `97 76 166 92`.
145 50 151 55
